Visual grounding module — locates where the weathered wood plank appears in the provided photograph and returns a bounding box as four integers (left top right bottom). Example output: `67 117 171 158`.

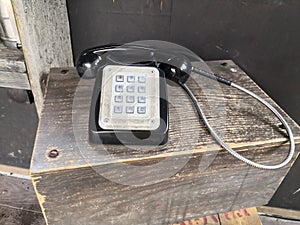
0 165 30 178
31 60 300 225
0 70 30 89
260 215 300 225
0 41 29 89
31 61 300 173
257 206 300 221
0 175 40 211
0 206 45 225
11 0 73 115
0 41 26 73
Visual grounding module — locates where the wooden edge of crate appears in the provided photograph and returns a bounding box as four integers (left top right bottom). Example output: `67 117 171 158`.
0 164 30 179
257 206 300 220
30 136 300 175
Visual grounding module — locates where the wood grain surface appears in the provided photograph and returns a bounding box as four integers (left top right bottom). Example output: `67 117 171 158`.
0 41 29 89
31 60 300 225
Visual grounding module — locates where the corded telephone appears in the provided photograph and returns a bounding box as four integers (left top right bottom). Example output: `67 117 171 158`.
76 40 295 170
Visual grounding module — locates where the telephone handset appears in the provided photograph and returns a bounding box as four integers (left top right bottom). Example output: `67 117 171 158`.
76 41 295 170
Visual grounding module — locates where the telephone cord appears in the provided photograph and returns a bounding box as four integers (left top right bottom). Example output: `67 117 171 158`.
180 68 295 170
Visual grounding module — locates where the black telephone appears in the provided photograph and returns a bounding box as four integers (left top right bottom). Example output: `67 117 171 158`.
76 40 294 170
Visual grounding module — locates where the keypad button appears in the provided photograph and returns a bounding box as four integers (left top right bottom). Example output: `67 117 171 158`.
138 96 146 103
114 106 122 113
114 95 123 102
126 85 135 93
126 96 135 103
126 106 134 114
138 76 146 83
115 85 124 92
127 75 135 82
138 86 146 93
137 106 146 114
116 75 124 82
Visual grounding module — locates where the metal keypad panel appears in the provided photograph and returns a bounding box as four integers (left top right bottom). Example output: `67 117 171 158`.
99 65 160 130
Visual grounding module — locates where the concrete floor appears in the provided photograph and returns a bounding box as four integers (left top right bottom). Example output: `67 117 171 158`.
0 87 38 168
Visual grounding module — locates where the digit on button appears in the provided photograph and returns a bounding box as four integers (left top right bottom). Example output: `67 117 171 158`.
115 85 123 92
138 76 146 83
127 75 135 82
116 75 124 82
126 106 134 114
138 86 146 93
114 106 122 113
138 96 146 103
137 106 146 114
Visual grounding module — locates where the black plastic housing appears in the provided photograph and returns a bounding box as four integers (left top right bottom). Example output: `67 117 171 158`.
89 66 169 145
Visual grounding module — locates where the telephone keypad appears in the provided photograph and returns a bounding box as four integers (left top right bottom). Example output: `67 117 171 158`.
112 74 148 115
99 65 160 131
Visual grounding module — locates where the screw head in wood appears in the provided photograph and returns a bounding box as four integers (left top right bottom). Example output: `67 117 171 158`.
48 149 59 158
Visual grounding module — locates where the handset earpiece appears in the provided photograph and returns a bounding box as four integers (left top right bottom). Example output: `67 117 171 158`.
76 44 120 79
158 55 192 85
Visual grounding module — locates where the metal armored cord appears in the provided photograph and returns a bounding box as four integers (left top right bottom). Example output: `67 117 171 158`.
180 68 295 170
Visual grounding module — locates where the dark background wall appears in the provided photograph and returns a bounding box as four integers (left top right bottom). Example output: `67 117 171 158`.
67 0 300 124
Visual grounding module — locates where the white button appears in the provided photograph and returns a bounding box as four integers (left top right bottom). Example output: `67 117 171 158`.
114 95 123 102
138 86 146 93
116 75 124 82
138 76 146 83
126 96 135 103
127 85 135 93
114 106 122 113
126 106 134 114
137 106 146 114
115 85 123 92
127 75 135 82
138 96 146 103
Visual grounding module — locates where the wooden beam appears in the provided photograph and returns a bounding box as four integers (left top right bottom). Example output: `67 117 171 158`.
257 206 300 221
11 0 73 115
0 70 30 89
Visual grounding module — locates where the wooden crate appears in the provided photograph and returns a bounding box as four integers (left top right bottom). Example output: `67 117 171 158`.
31 60 300 225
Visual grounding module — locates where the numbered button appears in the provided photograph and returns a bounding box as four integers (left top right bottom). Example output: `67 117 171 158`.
138 86 146 93
138 96 146 103
137 106 146 114
126 106 134 114
127 75 135 82
114 106 122 113
126 85 135 93
114 95 123 102
138 76 146 83
115 85 123 92
116 75 124 82
126 96 135 103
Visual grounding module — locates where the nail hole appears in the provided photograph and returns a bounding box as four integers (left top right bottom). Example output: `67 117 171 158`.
48 149 59 158
221 62 228 66
278 124 285 129
60 69 69 74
